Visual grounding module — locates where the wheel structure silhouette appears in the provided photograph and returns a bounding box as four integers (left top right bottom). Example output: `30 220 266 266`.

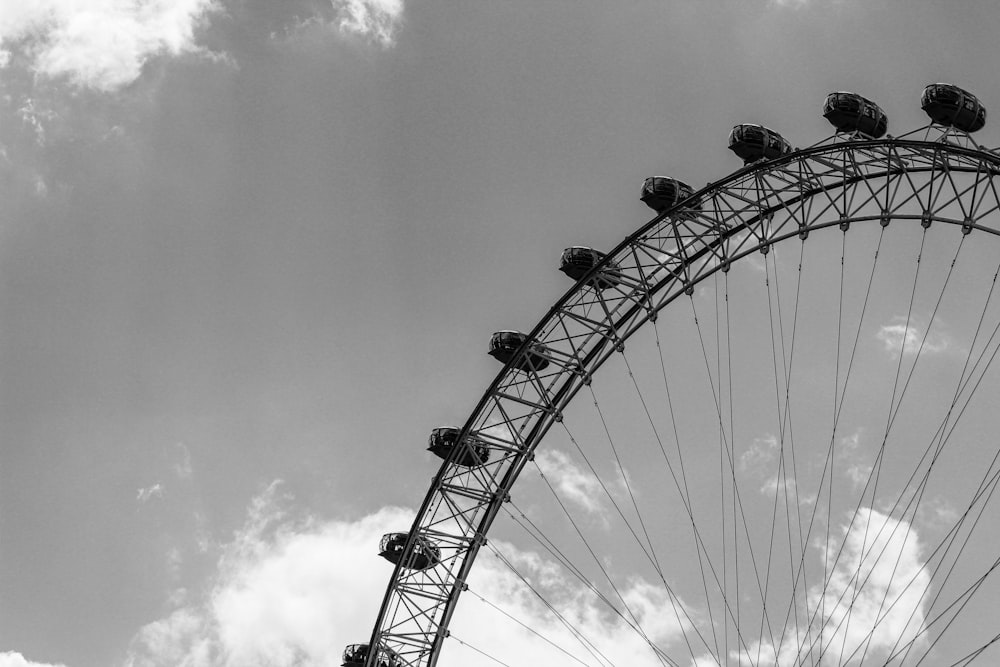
351 85 1000 667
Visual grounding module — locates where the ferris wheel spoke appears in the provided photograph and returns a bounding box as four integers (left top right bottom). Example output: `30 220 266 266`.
895 336 1000 663
556 404 720 665
765 240 823 665
360 89 1000 667
477 545 615 667
845 233 967 665
529 455 681 667
791 226 886 665
689 296 776 666
589 375 730 667
654 311 743 667
881 456 1000 665
799 263 1000 666
814 226 928 665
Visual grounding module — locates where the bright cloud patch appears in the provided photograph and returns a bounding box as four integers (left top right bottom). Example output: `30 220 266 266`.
126 482 412 666
0 0 218 91
876 318 950 358
137 483 165 503
334 0 403 47
740 433 779 474
459 544 693 666
0 653 66 667
535 449 617 517
126 481 694 666
722 507 929 666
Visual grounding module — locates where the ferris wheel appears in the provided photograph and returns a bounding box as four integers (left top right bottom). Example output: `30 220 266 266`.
346 83 1000 667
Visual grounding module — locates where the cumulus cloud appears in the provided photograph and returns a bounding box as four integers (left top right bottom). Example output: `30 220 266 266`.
0 653 66 667
460 544 693 666
126 482 409 666
0 0 218 92
721 507 929 666
126 481 696 667
876 318 951 358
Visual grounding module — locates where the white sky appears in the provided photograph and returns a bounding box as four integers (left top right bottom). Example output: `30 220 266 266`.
3 1 1000 666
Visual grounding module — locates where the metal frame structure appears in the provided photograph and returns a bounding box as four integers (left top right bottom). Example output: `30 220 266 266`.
365 125 1000 667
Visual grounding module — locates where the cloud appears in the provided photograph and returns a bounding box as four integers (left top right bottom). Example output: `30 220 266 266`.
840 428 863 452
875 318 951 358
126 482 695 667
334 0 404 47
740 433 779 474
0 0 219 92
125 482 408 666
174 442 193 481
534 449 618 518
760 472 804 502
721 507 929 666
138 483 165 503
0 654 66 667
461 544 693 666
845 463 872 489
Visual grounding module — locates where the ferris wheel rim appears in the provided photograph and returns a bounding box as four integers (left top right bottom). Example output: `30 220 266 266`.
365 132 1000 667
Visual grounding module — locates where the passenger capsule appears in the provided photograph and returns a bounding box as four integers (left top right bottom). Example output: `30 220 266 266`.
488 331 551 372
427 426 491 466
559 246 621 290
640 177 699 215
728 124 792 163
921 83 986 133
378 532 441 571
342 644 401 667
823 92 888 138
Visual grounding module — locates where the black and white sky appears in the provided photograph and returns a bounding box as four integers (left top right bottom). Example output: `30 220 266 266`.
3 1 1000 666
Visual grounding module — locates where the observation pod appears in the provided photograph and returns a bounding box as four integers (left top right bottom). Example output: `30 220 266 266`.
921 83 987 133
559 246 621 290
342 644 400 667
640 177 700 215
427 426 491 467
378 532 441 571
823 92 888 138
728 124 792 163
488 330 551 372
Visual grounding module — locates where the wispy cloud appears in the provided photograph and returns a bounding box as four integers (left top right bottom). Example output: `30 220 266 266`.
137 483 165 504
845 463 873 489
876 317 952 358
740 433 779 474
173 442 193 481
535 449 618 518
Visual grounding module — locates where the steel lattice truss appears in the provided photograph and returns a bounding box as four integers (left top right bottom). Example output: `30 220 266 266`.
365 126 1000 667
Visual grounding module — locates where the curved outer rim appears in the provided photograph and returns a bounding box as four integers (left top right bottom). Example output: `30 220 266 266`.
365 129 1000 667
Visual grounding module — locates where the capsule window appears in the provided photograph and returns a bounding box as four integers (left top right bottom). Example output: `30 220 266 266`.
937 87 961 104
